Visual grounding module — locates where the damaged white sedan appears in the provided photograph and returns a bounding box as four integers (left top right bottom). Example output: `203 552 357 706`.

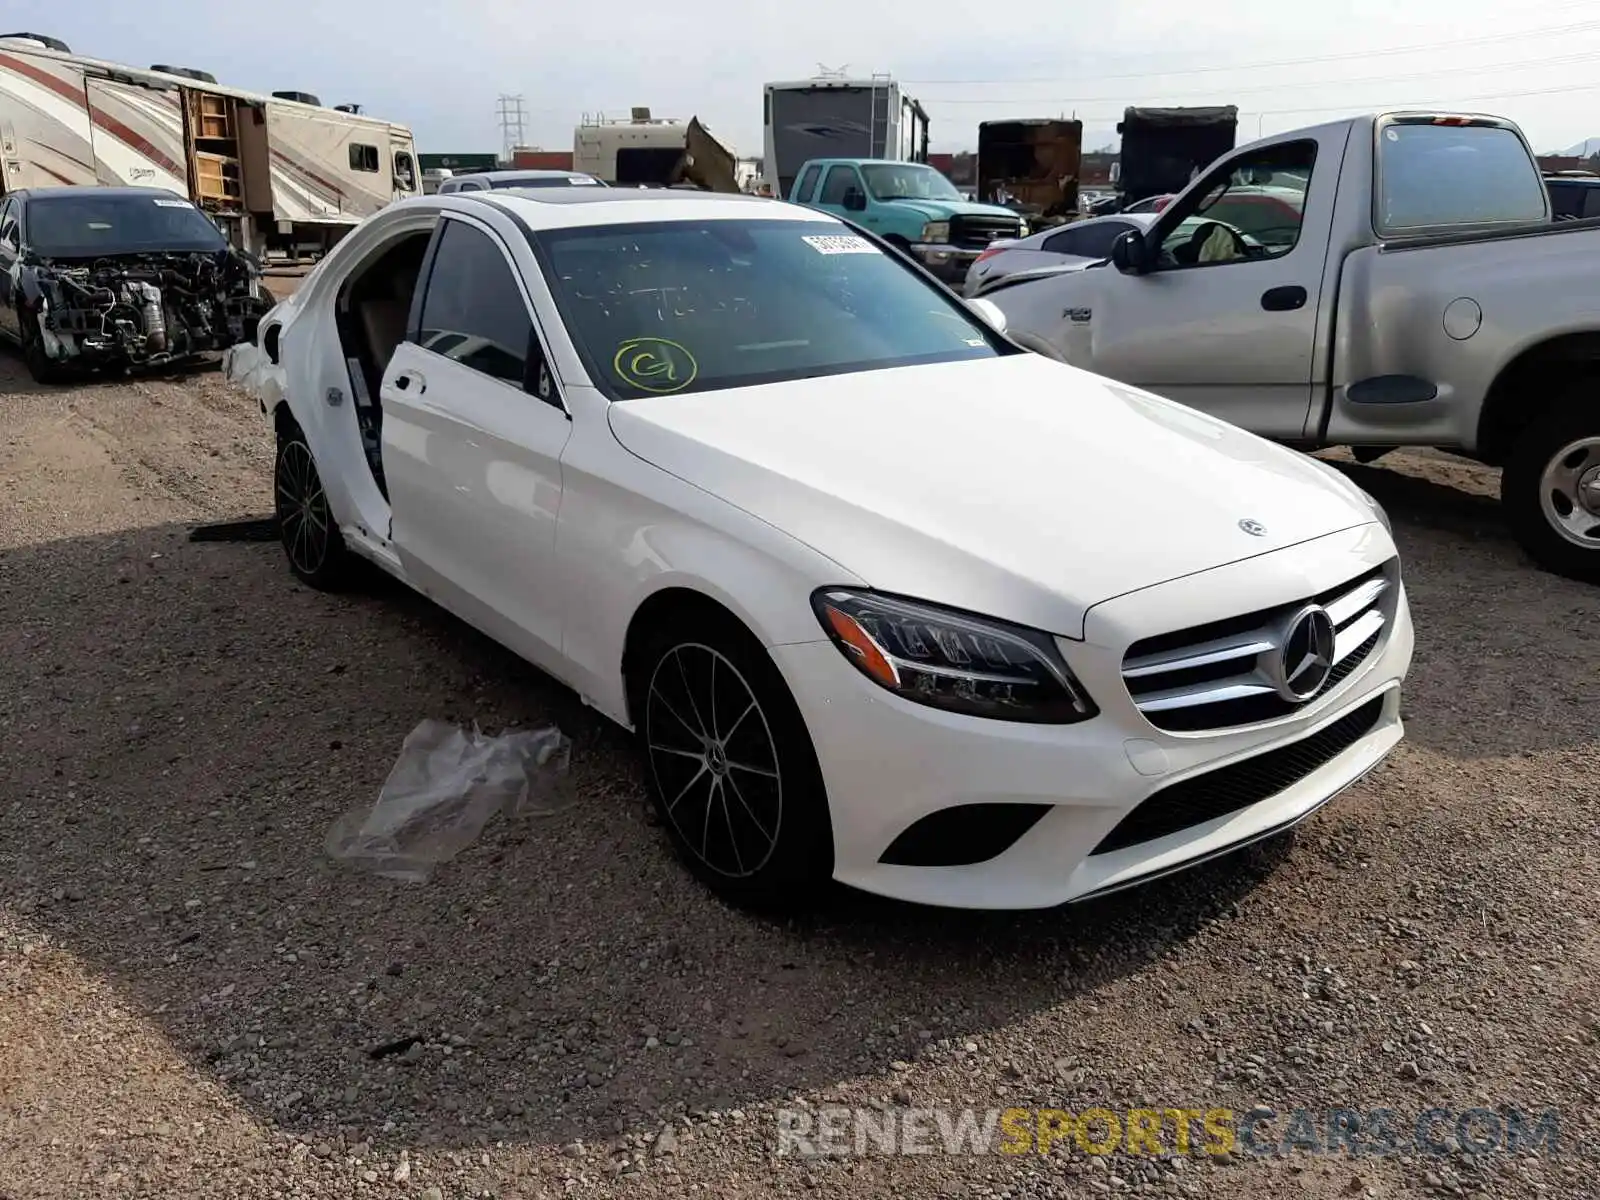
226 187 1413 910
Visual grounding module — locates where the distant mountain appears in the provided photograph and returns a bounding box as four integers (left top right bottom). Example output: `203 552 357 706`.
1559 138 1600 157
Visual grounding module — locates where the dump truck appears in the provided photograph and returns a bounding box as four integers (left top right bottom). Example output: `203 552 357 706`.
0 32 418 258
573 109 740 192
763 75 930 202
1115 105 1238 207
976 118 1083 227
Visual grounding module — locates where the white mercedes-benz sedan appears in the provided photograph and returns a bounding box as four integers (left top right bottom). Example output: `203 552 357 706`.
224 187 1413 911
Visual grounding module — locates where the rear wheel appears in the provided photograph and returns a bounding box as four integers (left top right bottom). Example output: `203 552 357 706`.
274 419 355 590
1503 394 1600 583
633 608 833 907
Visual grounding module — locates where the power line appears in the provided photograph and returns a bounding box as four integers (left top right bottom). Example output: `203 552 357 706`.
926 80 1600 132
921 50 1600 106
903 17 1600 87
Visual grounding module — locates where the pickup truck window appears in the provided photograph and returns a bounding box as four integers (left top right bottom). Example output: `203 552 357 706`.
795 164 823 203
819 166 861 206
1375 123 1548 234
1155 140 1315 269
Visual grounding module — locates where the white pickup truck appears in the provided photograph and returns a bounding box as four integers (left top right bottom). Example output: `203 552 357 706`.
980 111 1600 582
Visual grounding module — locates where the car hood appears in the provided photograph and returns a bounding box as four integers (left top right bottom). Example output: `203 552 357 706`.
882 198 1021 222
606 354 1377 639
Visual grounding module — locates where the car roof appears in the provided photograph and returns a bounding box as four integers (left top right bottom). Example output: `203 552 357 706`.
457 169 596 181
16 185 191 204
447 188 815 231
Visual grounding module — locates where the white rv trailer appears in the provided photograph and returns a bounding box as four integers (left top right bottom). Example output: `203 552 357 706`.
763 74 931 200
573 108 739 190
0 33 418 257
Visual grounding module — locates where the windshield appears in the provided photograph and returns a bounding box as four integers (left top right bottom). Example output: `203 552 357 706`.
25 192 227 257
860 164 964 203
530 218 1002 399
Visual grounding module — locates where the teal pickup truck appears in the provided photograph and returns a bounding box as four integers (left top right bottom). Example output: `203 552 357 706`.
788 158 1026 284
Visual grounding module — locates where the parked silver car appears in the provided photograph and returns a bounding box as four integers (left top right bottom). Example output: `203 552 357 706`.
961 213 1159 297
436 169 606 193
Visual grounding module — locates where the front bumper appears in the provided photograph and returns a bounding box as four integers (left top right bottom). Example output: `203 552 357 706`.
911 243 982 284
771 524 1413 910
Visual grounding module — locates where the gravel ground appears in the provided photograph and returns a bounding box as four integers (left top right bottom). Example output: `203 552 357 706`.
1 348 1597 1200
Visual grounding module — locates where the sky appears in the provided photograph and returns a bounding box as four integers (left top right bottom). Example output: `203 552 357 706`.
9 0 1600 158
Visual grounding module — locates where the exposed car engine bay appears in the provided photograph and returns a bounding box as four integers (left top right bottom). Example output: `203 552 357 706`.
28 249 271 371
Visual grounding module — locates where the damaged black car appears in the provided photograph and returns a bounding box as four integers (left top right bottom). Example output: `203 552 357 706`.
0 186 273 384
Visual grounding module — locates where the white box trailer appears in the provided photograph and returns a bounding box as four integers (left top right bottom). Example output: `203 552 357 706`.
0 33 418 257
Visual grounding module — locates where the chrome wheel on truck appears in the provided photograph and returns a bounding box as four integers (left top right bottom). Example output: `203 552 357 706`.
1503 401 1600 583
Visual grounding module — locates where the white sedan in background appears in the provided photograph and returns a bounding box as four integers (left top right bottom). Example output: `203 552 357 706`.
962 213 1160 296
226 187 1412 911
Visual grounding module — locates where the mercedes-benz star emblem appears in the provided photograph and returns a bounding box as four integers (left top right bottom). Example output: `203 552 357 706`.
1238 518 1267 537
1272 605 1338 703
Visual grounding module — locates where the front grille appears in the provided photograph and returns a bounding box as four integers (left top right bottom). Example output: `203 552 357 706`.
949 214 1023 250
1121 559 1396 733
1090 694 1385 855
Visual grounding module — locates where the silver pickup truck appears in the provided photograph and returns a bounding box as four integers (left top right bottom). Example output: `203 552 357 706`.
980 111 1600 582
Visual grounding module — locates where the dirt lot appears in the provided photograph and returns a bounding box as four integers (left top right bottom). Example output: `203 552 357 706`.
1 348 1597 1200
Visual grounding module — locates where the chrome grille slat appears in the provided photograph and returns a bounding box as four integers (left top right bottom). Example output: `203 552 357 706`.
1122 559 1397 733
1122 635 1277 679
1325 577 1388 625
1136 680 1278 713
1334 609 1385 663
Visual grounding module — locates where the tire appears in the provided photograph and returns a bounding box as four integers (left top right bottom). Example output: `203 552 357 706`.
1502 394 1600 583
631 607 833 907
274 419 355 590
18 306 67 384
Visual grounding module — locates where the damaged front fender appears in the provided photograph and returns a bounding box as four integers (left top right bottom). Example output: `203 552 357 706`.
222 336 287 418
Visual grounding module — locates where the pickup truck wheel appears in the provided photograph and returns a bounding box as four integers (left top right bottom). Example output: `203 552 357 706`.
1503 401 1600 582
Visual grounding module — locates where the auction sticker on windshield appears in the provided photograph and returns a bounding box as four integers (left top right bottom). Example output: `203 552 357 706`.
802 234 879 255
152 199 191 207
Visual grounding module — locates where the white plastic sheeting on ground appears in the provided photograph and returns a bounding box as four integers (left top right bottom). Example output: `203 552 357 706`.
326 721 573 881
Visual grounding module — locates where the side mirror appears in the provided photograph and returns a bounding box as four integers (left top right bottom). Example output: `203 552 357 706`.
523 330 559 406
1110 229 1151 275
842 187 867 212
964 297 1007 333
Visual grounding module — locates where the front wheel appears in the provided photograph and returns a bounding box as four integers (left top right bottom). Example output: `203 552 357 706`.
1502 398 1600 583
18 307 67 384
274 421 355 590
633 610 833 907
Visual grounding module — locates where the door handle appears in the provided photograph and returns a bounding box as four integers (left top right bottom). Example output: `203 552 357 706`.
1261 285 1307 312
393 370 426 395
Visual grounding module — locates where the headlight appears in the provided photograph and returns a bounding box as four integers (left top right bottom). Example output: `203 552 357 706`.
921 221 950 244
811 588 1097 724
1016 221 1030 238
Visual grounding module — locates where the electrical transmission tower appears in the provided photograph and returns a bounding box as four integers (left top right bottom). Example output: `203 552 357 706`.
496 94 528 158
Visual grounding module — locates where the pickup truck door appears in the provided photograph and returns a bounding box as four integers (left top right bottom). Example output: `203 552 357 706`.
1089 132 1341 438
815 164 876 226
379 211 573 664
